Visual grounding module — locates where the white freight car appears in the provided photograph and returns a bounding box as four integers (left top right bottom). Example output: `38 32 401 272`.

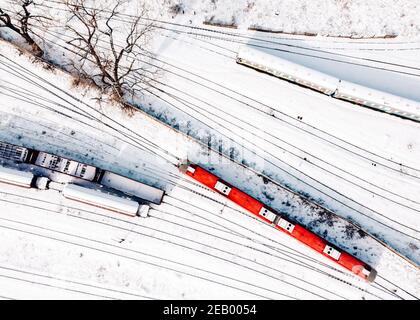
236 46 340 95
62 184 141 216
0 165 34 188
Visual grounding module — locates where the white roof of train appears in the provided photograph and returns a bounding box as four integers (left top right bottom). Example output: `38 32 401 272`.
237 46 420 121
62 183 139 216
100 171 164 205
237 46 339 94
0 165 34 188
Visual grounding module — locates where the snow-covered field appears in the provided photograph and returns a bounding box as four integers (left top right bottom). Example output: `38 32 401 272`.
157 0 420 38
0 0 419 300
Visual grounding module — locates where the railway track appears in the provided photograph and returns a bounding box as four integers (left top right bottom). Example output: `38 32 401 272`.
1 37 418 292
32 27 420 183
38 0 420 72
0 188 413 300
0 265 156 299
0 196 300 299
28 25 420 181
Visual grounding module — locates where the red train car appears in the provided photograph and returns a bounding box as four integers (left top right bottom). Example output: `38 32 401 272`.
180 162 376 282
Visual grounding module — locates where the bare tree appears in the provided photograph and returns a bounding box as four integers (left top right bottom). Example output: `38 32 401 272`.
64 0 156 111
0 0 49 56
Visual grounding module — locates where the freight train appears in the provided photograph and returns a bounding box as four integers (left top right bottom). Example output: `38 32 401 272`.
0 141 164 216
0 140 377 281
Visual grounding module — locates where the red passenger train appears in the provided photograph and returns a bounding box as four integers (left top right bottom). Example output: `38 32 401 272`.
180 162 376 282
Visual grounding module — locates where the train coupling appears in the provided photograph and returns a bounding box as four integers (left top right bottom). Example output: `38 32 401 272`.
178 160 191 173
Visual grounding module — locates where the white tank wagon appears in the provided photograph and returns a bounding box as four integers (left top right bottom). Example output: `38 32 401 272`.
0 165 34 188
236 46 340 95
236 45 420 122
335 80 420 121
62 184 143 217
100 171 164 205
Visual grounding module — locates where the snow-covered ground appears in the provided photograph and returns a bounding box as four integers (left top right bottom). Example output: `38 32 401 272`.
156 0 420 38
0 0 419 300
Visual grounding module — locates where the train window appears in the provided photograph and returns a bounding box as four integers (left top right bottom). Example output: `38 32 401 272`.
277 218 295 233
214 181 231 196
258 207 276 222
323 245 341 260
48 156 59 170
63 160 71 173
187 166 196 174
80 166 87 177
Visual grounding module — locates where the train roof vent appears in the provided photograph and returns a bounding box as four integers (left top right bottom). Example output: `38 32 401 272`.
214 181 232 196
323 245 341 260
258 207 276 222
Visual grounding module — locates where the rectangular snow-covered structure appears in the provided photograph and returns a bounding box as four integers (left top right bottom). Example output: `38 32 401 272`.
34 152 97 181
100 171 164 205
236 46 340 94
62 183 139 216
0 165 34 188
335 80 420 121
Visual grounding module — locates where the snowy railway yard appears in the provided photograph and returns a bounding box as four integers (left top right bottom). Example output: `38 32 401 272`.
0 0 420 300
